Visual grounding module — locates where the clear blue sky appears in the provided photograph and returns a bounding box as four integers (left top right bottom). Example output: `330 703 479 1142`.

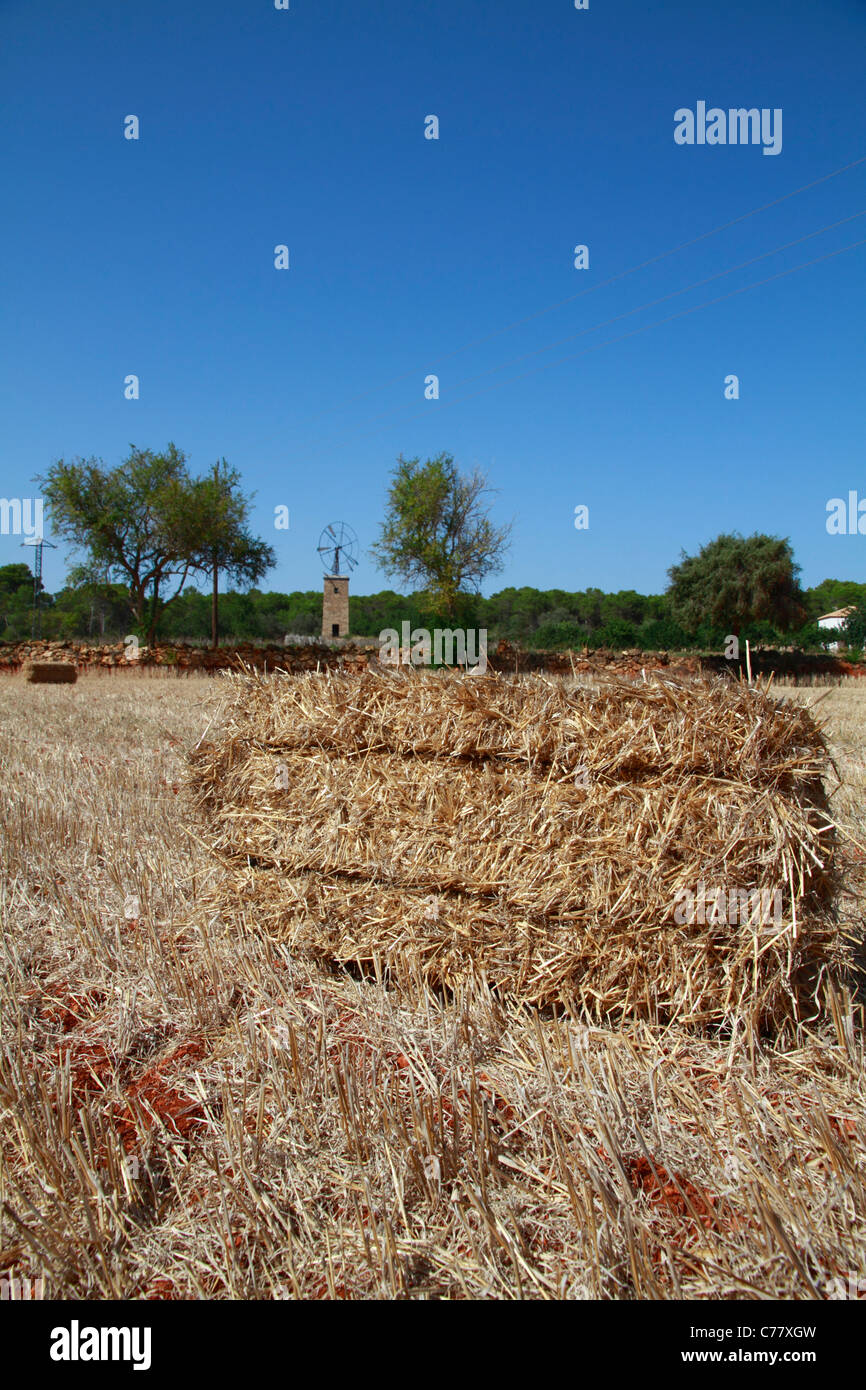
2 0 865 599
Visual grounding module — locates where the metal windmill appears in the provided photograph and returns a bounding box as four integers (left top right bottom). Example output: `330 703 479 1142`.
317 521 359 577
21 536 57 640
318 522 358 639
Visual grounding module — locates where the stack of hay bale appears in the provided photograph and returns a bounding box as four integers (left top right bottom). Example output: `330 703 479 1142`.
25 661 78 684
188 669 844 1032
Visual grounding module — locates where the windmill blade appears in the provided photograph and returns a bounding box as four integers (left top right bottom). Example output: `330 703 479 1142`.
318 521 358 575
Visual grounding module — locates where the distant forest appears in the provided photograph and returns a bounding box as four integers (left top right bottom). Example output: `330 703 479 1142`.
1 564 864 651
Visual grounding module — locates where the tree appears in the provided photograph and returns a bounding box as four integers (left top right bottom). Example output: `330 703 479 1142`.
803 578 866 622
371 453 511 622
0 563 40 639
842 604 866 651
184 460 276 647
0 562 36 612
39 444 194 644
46 577 133 641
38 445 274 645
666 533 806 637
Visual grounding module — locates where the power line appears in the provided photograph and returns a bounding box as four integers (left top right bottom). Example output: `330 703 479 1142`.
317 209 866 427
438 238 866 409
281 153 866 432
314 236 866 444
300 222 866 450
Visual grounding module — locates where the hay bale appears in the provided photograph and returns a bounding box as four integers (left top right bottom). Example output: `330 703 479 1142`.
25 661 78 684
188 669 846 1033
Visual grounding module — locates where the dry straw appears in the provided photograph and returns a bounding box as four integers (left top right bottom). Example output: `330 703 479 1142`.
188 668 847 1034
25 661 78 684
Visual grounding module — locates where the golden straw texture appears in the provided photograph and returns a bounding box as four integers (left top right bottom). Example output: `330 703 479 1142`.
188 668 845 1032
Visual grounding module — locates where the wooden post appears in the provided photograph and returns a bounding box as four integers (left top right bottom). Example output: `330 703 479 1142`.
212 547 219 649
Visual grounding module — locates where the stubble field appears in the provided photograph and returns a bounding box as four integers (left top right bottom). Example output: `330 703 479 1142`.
1 672 865 1300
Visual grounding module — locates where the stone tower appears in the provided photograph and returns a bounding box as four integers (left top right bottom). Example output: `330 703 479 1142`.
317 522 357 639
322 574 349 638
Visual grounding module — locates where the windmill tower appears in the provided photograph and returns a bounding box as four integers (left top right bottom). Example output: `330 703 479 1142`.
318 522 358 639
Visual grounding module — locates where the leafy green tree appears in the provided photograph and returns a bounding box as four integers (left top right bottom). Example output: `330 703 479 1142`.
532 621 589 650
590 619 639 649
803 579 866 622
842 604 866 650
0 563 41 639
371 453 511 622
483 587 558 641
275 591 326 639
573 588 605 633
242 589 317 642
38 444 198 644
601 590 651 628
666 533 806 636
39 445 274 645
184 460 276 646
790 621 830 652
0 562 34 597
349 589 426 638
45 579 132 641
637 617 689 651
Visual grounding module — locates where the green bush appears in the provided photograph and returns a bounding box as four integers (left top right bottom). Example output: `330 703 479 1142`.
842 604 866 649
586 620 638 649
636 618 690 650
530 621 588 650
792 623 833 652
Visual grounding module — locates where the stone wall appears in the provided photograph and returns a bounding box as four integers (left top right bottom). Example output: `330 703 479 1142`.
0 639 375 676
0 637 858 681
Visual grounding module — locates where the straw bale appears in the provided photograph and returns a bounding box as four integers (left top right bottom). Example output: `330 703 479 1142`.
188 668 845 1032
25 661 78 684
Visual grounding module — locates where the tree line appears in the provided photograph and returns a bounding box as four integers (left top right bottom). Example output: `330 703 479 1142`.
2 444 863 653
2 566 863 653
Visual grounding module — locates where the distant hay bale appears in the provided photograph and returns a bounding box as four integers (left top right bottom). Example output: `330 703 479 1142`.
26 661 78 684
187 668 847 1034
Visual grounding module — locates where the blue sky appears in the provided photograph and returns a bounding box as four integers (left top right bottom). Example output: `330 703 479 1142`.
1 0 865 600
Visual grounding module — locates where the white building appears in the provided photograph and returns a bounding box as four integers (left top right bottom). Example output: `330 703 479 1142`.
817 606 857 650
